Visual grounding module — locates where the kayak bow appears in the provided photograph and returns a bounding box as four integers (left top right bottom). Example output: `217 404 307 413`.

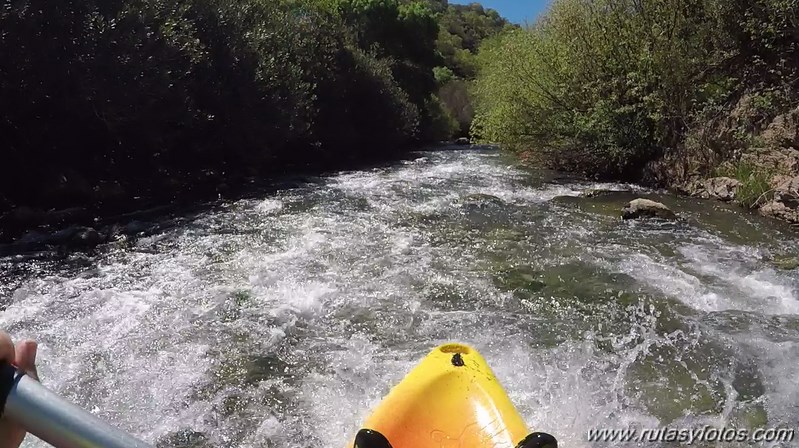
349 343 556 448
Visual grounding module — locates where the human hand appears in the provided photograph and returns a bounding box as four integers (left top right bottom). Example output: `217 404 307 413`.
0 332 38 448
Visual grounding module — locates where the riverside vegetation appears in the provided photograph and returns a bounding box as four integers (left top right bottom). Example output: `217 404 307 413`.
0 0 508 242
471 0 799 225
4 0 799 245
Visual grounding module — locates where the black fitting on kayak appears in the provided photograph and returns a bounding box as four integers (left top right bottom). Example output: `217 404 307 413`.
0 363 23 418
451 353 465 367
354 429 394 448
516 432 558 448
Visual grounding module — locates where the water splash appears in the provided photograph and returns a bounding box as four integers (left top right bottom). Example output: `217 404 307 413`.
0 149 797 448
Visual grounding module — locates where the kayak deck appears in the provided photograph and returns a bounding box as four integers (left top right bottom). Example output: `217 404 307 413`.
351 343 530 448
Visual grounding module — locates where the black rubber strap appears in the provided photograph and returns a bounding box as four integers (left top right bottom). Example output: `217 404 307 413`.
354 429 394 448
516 432 559 448
0 363 24 418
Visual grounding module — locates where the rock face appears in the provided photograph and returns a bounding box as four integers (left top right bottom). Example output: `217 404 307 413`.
741 148 799 174
762 106 799 149
657 98 799 227
622 198 677 220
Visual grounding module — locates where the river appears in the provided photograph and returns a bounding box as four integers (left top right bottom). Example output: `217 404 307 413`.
1 148 798 447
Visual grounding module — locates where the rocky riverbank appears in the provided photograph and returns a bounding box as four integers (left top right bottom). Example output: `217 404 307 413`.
671 105 799 227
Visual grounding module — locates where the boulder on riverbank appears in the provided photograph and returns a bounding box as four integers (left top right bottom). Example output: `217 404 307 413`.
759 200 799 225
455 137 470 146
704 177 741 202
681 177 741 202
759 175 799 225
622 198 677 220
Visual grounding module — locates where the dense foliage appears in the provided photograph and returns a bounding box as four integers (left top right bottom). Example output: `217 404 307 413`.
0 0 448 211
434 1 510 78
472 0 799 180
428 1 513 137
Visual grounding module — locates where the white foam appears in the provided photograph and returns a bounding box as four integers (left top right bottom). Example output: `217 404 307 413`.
0 149 795 448
254 199 283 214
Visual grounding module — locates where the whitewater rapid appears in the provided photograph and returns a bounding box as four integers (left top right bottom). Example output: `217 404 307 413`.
1 149 797 447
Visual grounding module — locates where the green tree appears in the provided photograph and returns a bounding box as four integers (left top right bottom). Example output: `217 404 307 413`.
472 0 798 180
0 0 453 213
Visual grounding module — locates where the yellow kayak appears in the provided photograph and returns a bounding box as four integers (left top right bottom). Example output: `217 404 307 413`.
348 343 557 448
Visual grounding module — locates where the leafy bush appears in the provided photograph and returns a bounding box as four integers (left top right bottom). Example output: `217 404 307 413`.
438 80 474 137
423 95 460 141
424 0 511 139
0 0 444 210
471 0 799 181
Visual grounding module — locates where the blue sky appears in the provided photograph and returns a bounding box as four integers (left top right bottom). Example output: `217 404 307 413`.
450 0 552 25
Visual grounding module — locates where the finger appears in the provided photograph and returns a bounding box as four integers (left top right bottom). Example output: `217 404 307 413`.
15 340 38 381
0 331 15 364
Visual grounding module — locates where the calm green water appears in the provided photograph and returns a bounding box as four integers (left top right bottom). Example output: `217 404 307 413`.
1 148 798 447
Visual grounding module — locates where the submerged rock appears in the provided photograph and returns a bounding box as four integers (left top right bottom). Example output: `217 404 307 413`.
622 198 677 220
580 189 616 198
72 227 102 247
461 193 505 207
53 226 103 248
579 188 633 199
491 265 546 293
772 256 799 271
552 194 634 219
124 220 157 235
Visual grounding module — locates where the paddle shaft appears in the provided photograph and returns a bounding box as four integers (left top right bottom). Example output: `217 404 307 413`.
0 364 153 448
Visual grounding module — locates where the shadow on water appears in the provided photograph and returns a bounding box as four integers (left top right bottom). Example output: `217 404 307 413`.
0 145 475 257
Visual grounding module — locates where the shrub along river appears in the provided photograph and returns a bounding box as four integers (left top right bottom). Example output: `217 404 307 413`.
1 148 798 447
